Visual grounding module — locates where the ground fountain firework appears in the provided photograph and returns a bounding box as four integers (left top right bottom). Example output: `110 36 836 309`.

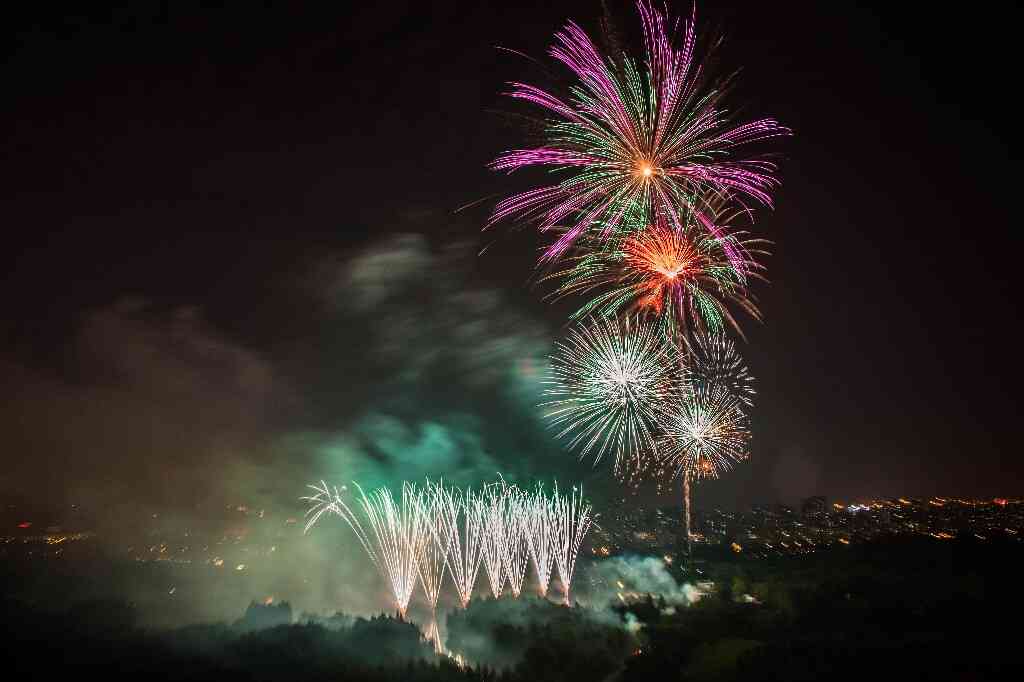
304 478 594 646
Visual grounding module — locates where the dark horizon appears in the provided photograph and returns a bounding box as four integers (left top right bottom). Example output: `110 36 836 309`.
2 0 1017 524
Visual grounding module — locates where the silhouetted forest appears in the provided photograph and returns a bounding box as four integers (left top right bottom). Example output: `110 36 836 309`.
2 536 1022 680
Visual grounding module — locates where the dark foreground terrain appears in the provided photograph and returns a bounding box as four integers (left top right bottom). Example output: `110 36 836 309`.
2 536 1021 681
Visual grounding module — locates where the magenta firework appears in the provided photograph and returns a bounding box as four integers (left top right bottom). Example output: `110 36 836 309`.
489 1 789 262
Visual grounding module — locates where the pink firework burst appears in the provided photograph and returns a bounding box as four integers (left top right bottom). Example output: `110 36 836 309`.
490 1 789 262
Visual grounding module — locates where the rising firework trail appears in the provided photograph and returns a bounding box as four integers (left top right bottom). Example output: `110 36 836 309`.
657 383 750 549
544 315 678 479
489 1 789 261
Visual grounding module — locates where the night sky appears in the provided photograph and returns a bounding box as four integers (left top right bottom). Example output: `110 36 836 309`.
2 0 1018 519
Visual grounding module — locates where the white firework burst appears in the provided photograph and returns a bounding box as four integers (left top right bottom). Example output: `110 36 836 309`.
544 316 679 478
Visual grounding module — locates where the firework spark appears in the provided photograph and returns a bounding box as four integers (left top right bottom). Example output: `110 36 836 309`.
489 1 789 261
544 315 678 478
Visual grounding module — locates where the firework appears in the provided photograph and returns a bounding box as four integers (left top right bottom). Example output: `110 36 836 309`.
502 487 531 597
306 477 594 615
524 484 556 597
551 484 594 604
303 481 376 559
547 208 767 340
543 315 678 478
489 1 789 261
411 482 451 615
479 482 509 598
303 481 420 618
435 484 484 608
687 332 756 407
658 383 750 482
657 383 749 547
363 483 423 618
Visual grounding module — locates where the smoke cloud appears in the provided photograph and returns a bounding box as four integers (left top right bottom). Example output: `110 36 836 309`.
1 233 597 625
582 555 698 611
